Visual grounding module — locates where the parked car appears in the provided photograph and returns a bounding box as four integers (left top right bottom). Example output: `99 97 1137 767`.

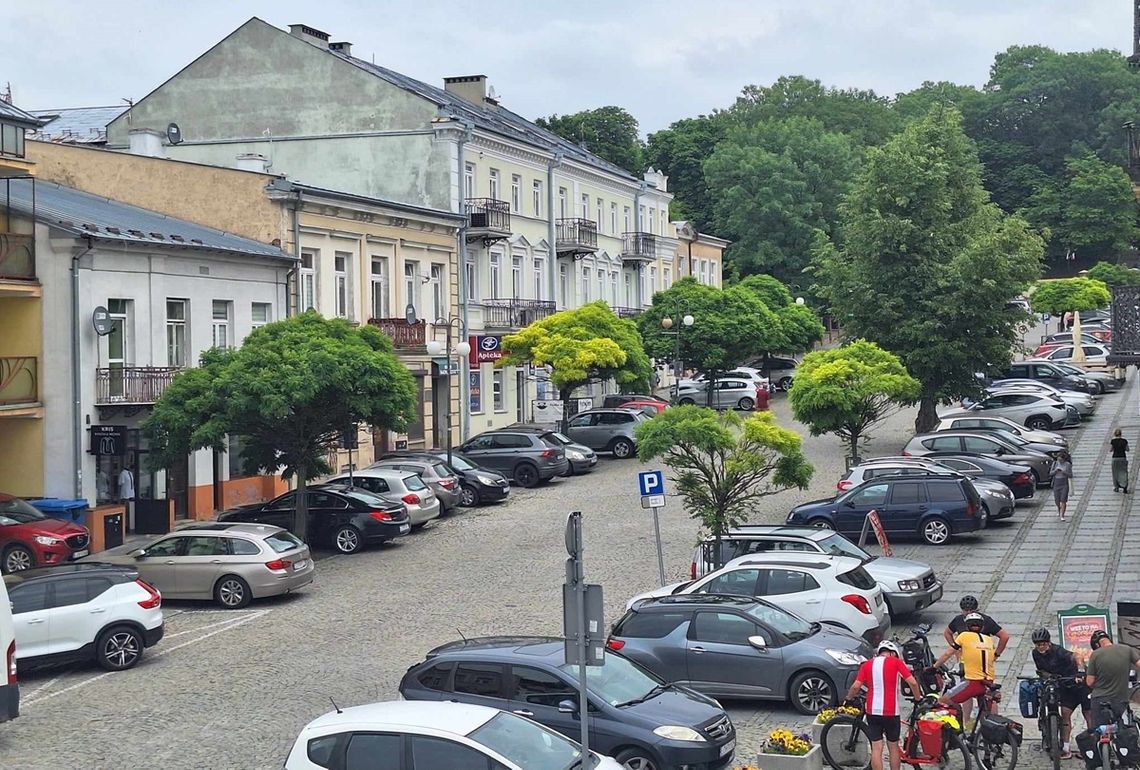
689 526 942 616
934 413 1067 448
618 400 668 417
325 468 441 527
922 454 1037 499
368 457 461 512
1081 324 1113 343
0 576 16 722
902 431 1053 485
284 700 624 770
951 391 1070 431
932 425 1061 459
683 367 772 393
419 450 511 507
4 563 163 672
1051 362 1122 393
564 408 648 458
399 636 736 769
995 360 1097 393
457 430 570 486
506 423 598 475
743 356 800 391
628 552 890 644
218 488 409 555
838 460 1016 521
602 393 667 409
1042 343 1110 364
786 476 984 545
1033 333 1102 356
95 523 314 608
609 594 872 714
674 378 769 411
983 382 1095 417
0 494 91 574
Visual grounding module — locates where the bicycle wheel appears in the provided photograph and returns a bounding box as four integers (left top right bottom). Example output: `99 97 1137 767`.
1101 741 1114 770
941 731 974 770
974 735 1018 770
820 715 872 770
1047 713 1062 770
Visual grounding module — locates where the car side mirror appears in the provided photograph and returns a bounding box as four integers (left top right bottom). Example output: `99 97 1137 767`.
131 549 146 559
844 499 856 508
994 448 1005 455
558 699 578 715
748 635 768 649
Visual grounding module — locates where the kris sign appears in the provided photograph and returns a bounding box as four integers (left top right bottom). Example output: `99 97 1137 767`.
90 425 126 456
468 335 504 365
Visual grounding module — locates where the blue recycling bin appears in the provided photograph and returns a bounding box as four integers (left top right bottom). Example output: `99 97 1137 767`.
27 498 90 525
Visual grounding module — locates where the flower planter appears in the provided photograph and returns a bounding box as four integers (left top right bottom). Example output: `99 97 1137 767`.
811 717 826 744
755 743 824 770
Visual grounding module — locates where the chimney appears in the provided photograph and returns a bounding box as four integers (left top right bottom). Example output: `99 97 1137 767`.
288 23 330 49
235 153 271 173
644 167 668 192
128 128 166 158
443 75 488 105
329 41 352 56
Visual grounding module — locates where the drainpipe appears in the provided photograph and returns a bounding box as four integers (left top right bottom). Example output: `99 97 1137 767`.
72 237 96 498
547 153 563 306
289 188 303 315
457 121 474 440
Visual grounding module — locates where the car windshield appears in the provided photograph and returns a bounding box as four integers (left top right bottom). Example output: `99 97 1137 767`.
441 453 476 471
468 711 587 770
542 432 573 446
265 532 303 553
558 651 664 707
403 474 428 491
0 497 48 524
816 534 870 560
746 602 815 640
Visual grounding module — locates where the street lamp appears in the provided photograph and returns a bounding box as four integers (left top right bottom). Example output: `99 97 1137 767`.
425 317 471 468
661 312 694 400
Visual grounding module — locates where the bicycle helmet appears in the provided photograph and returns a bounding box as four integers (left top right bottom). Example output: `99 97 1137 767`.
964 612 985 630
1091 630 1111 649
877 640 902 657
1031 628 1051 644
959 595 979 612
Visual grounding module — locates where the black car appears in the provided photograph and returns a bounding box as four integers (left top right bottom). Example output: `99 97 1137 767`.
383 450 511 507
922 453 1037 499
218 488 409 554
399 636 736 770
996 361 1095 394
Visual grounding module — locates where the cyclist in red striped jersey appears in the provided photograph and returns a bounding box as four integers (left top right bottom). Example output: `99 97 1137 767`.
844 640 925 770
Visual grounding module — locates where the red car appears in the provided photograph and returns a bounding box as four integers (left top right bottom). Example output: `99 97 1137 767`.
0 494 91 574
618 400 669 417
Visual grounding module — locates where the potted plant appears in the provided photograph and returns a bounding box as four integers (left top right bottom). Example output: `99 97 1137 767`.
755 728 822 770
812 705 862 743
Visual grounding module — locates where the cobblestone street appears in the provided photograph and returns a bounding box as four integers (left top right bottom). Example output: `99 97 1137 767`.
0 376 1136 769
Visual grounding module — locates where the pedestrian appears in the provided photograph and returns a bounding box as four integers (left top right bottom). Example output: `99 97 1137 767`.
1111 428 1130 494
1051 449 1073 521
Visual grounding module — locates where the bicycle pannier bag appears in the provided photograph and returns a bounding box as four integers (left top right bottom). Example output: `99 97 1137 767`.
1019 679 1040 719
1076 729 1101 769
1117 723 1140 766
981 713 1022 746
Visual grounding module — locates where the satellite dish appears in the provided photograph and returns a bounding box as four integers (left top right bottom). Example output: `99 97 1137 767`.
167 123 183 145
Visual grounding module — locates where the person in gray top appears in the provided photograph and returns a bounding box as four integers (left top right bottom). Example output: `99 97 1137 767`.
1085 630 1140 726
1050 449 1073 521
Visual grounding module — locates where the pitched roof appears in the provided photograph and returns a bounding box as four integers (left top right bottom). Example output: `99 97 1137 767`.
0 100 43 128
2 179 293 260
29 105 128 144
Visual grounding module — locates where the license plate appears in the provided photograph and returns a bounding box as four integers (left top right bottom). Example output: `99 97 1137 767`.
72 549 88 559
293 560 307 571
720 739 735 758
400 523 410 533
933 585 943 603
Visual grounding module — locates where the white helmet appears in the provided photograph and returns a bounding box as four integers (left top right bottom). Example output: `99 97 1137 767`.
877 640 902 657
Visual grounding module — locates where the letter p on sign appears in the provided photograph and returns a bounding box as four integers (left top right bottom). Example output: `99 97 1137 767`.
638 470 665 497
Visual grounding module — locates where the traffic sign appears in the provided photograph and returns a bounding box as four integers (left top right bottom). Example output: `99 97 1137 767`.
638 470 665 497
640 495 666 509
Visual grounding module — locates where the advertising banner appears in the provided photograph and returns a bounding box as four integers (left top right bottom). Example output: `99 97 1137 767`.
1057 604 1112 668
468 335 504 365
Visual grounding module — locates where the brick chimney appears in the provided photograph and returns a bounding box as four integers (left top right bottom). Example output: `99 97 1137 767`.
288 23 330 49
443 75 488 105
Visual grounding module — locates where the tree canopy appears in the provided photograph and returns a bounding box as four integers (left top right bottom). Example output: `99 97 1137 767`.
1086 260 1140 287
536 106 645 174
1029 277 1112 315
142 312 418 540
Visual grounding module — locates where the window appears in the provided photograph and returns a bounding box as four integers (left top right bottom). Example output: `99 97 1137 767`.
300 249 317 311
596 197 604 228
410 736 493 770
211 300 232 349
639 205 646 230
489 168 500 200
702 568 760 596
1 122 26 158
334 252 351 318
610 271 619 305
848 482 889 507
510 666 575 707
307 735 337 769
511 256 523 298
371 257 390 319
926 436 962 452
558 187 567 217
9 582 49 614
691 611 756 646
84 577 115 602
610 202 618 234
511 174 521 212
532 180 542 217
613 611 688 639
184 536 224 557
465 257 477 301
493 370 505 411
533 257 545 301
624 272 633 305
890 482 927 505
647 207 656 234
346 734 402 770
454 662 505 697
558 264 569 306
580 193 589 219
470 370 483 413
227 538 261 556
489 252 501 298
568 414 595 429
962 436 999 454
926 481 965 502
251 302 270 330
837 566 878 590
649 266 658 295
166 299 188 366
430 263 445 322
597 412 633 425
623 206 631 232
417 661 454 691
596 269 605 302
764 569 819 595
464 162 475 199
145 537 183 557
404 260 420 314
580 266 590 300
664 267 672 289
490 434 531 449
50 578 90 608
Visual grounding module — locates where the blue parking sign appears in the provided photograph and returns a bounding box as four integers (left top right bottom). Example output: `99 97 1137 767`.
638 470 665 497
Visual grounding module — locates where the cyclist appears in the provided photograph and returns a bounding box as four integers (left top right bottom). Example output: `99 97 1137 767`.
1031 627 1090 758
943 595 1011 659
934 612 997 726
844 640 925 770
1085 630 1140 726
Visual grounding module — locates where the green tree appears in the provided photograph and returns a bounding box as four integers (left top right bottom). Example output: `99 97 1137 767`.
634 406 812 569
734 275 825 356
499 302 652 420
1086 260 1140 287
788 341 920 464
536 106 645 174
1029 277 1111 325
894 81 985 124
813 109 1044 433
645 114 730 229
142 313 418 541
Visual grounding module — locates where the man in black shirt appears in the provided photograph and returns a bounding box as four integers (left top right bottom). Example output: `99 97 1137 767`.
943 595 1011 657
1031 628 1089 758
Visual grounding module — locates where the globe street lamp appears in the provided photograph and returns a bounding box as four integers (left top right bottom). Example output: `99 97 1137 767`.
426 317 471 468
661 312 694 400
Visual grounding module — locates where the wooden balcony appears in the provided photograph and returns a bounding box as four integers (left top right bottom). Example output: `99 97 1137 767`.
556 218 598 259
620 232 657 265
367 317 426 348
95 366 181 405
0 356 37 407
465 198 511 246
482 299 557 330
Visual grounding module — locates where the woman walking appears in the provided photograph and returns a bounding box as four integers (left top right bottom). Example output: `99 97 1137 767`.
1051 450 1073 521
1112 429 1130 494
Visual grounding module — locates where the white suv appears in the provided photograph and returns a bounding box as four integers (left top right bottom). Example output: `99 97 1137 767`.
628 552 890 643
4 563 164 672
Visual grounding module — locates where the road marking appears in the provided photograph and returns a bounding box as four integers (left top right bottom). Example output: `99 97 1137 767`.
162 611 270 640
20 675 61 701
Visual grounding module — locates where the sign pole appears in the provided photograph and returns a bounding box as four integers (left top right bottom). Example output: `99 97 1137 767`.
651 506 666 586
564 511 591 762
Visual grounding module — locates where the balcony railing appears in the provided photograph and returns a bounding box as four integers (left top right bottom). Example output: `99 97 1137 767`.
482 298 557 329
620 232 656 263
95 366 181 405
0 232 34 280
556 218 598 256
612 306 644 319
0 356 37 406
465 198 511 243
367 317 426 348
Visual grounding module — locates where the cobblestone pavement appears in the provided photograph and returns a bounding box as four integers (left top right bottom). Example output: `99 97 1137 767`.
0 371 1134 769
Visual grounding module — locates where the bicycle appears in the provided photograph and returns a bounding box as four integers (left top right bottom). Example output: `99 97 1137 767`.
939 674 1021 770
900 624 957 695
1088 700 1139 770
819 695 973 770
1017 672 1072 770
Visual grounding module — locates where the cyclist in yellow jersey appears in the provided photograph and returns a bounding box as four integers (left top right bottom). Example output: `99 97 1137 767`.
933 613 997 721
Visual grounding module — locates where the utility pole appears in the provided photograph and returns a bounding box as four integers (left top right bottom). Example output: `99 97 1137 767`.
563 512 604 763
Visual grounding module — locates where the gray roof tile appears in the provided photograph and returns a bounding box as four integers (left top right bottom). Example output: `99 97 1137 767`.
0 100 42 128
29 106 127 144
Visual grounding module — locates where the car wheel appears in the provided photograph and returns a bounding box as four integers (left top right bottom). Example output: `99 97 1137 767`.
611 438 635 459
333 525 364 554
2 545 35 574
778 376 794 391
1026 415 1053 431
790 669 836 715
1029 468 1041 486
678 398 695 405
214 575 252 609
920 517 952 546
459 483 480 507
737 396 755 410
96 625 144 671
979 504 990 529
808 517 835 530
514 463 541 488
614 748 659 770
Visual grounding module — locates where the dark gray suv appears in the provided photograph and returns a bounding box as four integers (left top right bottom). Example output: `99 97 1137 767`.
564 408 646 458
457 430 570 488
399 636 737 770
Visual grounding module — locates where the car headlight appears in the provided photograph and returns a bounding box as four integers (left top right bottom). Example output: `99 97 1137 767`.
33 535 60 546
565 450 585 461
1054 437 1067 445
476 473 500 485
653 725 707 742
897 579 922 591
826 649 866 666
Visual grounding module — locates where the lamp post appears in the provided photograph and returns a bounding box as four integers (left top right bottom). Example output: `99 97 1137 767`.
660 312 694 400
426 317 471 468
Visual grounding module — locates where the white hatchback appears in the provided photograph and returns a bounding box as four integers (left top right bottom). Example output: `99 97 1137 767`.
627 552 890 643
285 700 623 770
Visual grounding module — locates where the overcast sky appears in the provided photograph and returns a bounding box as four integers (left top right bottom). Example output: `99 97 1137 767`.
4 0 1134 134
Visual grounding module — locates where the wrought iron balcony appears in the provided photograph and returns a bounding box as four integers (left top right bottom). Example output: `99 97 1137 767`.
482 298 557 330
95 366 181 405
620 232 657 264
556 218 598 258
0 232 34 281
465 198 511 245
0 356 37 406
612 306 644 319
367 317 426 348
